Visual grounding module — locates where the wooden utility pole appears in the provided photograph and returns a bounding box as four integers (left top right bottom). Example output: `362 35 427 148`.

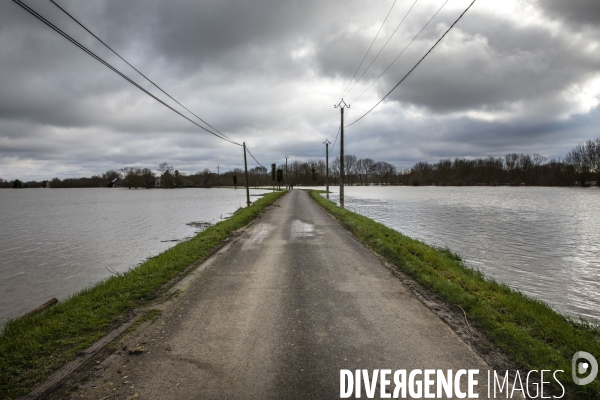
324 139 330 198
335 99 349 207
243 142 250 207
285 156 289 188
217 164 219 188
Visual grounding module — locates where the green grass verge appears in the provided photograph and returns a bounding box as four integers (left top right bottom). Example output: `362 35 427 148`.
309 190 600 399
0 190 286 399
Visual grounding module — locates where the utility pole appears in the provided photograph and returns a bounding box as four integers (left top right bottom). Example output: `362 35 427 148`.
285 156 289 189
323 139 331 198
335 99 350 207
217 164 219 188
243 142 250 207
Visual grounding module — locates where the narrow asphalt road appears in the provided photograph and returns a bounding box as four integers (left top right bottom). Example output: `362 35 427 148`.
69 190 510 399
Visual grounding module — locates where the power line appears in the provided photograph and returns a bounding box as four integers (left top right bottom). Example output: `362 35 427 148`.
352 0 449 104
310 108 337 159
49 0 239 146
12 0 241 147
318 126 341 160
346 0 478 128
325 107 336 139
245 146 265 169
340 0 398 100
326 1 400 156
304 139 328 157
344 0 419 99
303 109 335 159
330 127 340 155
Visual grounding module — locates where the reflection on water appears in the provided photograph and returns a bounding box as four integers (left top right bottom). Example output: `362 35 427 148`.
0 188 266 325
326 186 600 321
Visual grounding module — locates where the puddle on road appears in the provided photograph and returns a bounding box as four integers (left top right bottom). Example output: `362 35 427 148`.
242 223 272 251
291 219 314 240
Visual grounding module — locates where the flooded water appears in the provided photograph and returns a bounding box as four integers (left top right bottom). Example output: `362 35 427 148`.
0 188 267 326
324 186 600 322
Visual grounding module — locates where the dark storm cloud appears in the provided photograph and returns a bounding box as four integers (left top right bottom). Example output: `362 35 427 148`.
536 0 600 26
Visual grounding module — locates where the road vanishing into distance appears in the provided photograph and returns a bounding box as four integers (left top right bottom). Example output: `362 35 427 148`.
68 190 512 399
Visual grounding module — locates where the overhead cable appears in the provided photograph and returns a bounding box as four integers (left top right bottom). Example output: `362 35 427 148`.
352 0 449 104
13 0 241 146
325 107 336 140
346 0 478 128
317 126 341 160
306 142 326 157
329 127 341 156
312 107 337 158
340 0 398 99
344 0 419 99
49 0 239 146
245 147 265 169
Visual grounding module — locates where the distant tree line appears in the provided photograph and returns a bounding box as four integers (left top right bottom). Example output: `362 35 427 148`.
1 163 186 189
3 138 599 189
278 156 397 186
400 138 600 187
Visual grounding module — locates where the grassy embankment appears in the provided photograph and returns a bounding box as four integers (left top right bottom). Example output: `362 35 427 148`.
309 190 600 399
0 190 286 399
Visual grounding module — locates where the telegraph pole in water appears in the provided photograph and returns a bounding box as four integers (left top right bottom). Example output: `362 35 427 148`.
243 142 250 207
324 139 331 198
335 99 350 207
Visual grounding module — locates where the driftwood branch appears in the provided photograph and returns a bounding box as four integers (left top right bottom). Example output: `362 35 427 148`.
20 298 58 320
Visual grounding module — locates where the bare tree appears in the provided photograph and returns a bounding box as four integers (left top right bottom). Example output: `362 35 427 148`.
102 170 121 182
174 170 185 187
50 177 62 188
518 154 533 183
313 159 326 185
372 161 396 185
565 139 600 185
532 154 547 184
200 168 214 187
504 153 518 184
434 159 452 186
158 162 173 175
357 158 374 185
410 162 433 186
504 154 518 170
585 138 600 172
158 163 175 188
482 156 503 186
331 157 340 185
122 167 144 189
249 166 267 188
344 154 358 185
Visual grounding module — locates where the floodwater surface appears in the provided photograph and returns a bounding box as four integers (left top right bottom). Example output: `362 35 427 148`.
324 186 599 321
0 188 267 325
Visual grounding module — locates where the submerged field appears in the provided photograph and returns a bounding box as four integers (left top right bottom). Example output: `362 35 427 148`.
323 185 600 322
0 187 269 326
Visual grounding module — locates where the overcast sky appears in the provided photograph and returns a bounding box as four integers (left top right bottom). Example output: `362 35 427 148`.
1 0 599 181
